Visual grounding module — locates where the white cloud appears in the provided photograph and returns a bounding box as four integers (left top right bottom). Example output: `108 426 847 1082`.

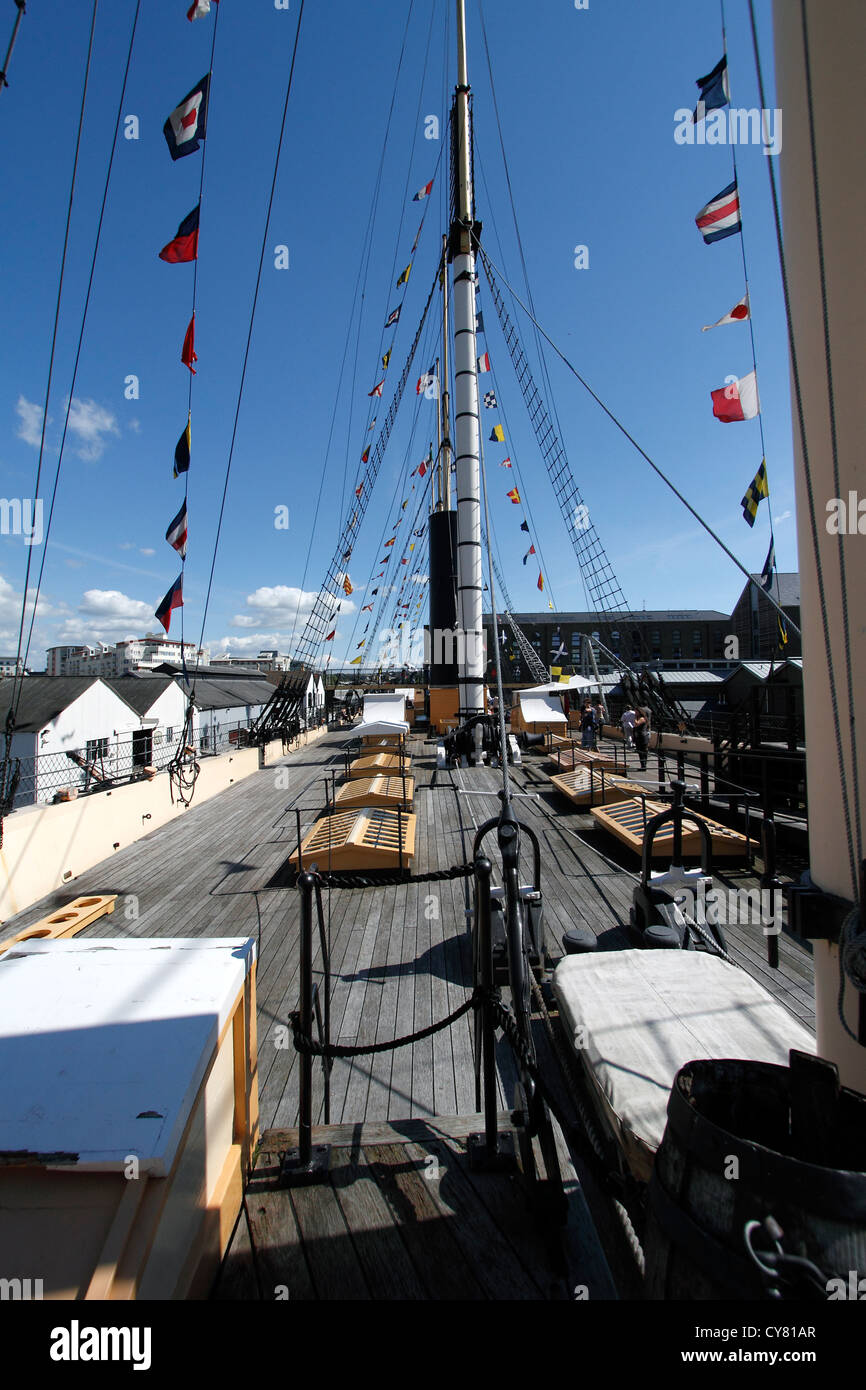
66 398 120 461
210 632 285 656
16 396 44 448
773 509 792 525
139 548 155 557
78 589 154 623
231 584 356 630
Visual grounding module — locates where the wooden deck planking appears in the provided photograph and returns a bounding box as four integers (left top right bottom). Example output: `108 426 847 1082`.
0 729 817 1143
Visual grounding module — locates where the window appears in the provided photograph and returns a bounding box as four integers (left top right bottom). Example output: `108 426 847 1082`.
692 629 703 656
651 629 661 656
672 628 682 658
86 738 109 763
164 727 173 742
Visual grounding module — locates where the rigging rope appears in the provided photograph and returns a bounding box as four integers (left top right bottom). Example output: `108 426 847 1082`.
477 241 803 645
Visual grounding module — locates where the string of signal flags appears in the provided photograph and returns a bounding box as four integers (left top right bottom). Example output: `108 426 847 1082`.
689 50 785 645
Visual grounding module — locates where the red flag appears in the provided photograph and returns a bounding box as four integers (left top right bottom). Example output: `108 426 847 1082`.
384 537 396 546
325 629 336 641
355 483 363 498
507 487 520 503
361 447 370 463
159 205 200 263
418 459 428 477
181 314 197 374
537 573 544 592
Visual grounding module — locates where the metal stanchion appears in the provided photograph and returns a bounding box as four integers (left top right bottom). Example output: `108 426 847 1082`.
280 872 330 1185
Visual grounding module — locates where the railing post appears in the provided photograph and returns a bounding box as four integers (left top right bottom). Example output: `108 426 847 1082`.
469 855 515 1173
280 871 330 1186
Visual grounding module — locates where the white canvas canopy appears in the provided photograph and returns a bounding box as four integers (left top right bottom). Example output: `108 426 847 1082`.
354 692 409 738
517 693 567 725
521 675 594 695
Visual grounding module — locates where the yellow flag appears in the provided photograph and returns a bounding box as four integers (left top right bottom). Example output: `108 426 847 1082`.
350 656 362 665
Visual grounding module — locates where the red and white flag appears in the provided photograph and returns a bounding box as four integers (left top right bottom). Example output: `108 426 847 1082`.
368 379 384 397
711 368 760 422
412 179 433 202
163 76 210 160
499 458 512 468
477 352 491 373
702 290 750 332
187 0 217 20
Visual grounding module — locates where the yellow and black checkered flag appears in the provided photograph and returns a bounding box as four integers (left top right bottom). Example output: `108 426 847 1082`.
741 459 769 526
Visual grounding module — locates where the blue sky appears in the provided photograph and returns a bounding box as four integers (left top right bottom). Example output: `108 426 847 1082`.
0 0 793 669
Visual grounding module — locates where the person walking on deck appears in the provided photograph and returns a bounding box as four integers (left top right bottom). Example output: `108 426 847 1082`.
633 705 651 771
621 704 636 749
579 701 595 750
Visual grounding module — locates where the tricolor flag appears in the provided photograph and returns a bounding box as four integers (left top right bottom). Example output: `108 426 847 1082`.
413 179 433 201
490 424 505 443
702 290 750 332
500 458 512 468
181 315 197 374
693 55 730 122
712 368 760 423
174 415 191 477
155 573 183 633
165 500 188 559
369 379 384 397
741 459 769 526
477 352 491 373
396 263 412 287
483 391 497 408
416 366 435 394
187 0 218 19
760 537 776 590
385 306 401 328
163 75 210 161
537 573 544 592
507 487 521 504
696 180 742 244
522 544 535 566
159 204 200 263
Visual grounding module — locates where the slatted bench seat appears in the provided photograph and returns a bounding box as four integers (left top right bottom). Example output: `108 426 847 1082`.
553 950 815 1183
548 768 646 809
590 797 751 858
548 746 618 774
347 752 410 779
334 774 414 810
288 807 416 872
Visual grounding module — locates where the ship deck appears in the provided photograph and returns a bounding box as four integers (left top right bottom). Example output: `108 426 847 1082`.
0 727 816 1299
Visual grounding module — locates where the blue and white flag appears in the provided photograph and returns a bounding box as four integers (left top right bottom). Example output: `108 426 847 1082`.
693 55 730 122
695 180 741 244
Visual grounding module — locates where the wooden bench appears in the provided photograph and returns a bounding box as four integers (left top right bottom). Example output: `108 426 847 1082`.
548 768 647 809
289 807 416 872
334 774 415 810
590 797 751 858
0 895 117 953
348 753 410 780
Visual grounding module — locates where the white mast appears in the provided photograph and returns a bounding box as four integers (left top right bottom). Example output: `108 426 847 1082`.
452 0 485 736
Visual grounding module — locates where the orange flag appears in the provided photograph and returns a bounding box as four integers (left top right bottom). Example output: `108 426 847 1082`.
181 314 197 374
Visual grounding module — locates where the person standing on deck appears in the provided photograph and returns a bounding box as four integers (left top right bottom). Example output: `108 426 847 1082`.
621 704 636 749
633 705 651 771
593 698 606 750
579 700 595 750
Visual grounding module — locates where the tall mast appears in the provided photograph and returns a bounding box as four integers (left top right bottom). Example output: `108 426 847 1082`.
451 0 484 731
439 235 452 512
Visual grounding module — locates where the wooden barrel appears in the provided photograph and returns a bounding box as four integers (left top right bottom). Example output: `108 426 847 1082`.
644 1050 866 1300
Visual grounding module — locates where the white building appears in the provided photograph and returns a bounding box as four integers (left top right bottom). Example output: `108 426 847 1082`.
211 650 293 673
47 635 208 678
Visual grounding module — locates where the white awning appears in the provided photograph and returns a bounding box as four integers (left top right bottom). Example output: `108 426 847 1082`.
353 719 409 737
518 694 567 725
521 675 594 694
356 693 409 736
